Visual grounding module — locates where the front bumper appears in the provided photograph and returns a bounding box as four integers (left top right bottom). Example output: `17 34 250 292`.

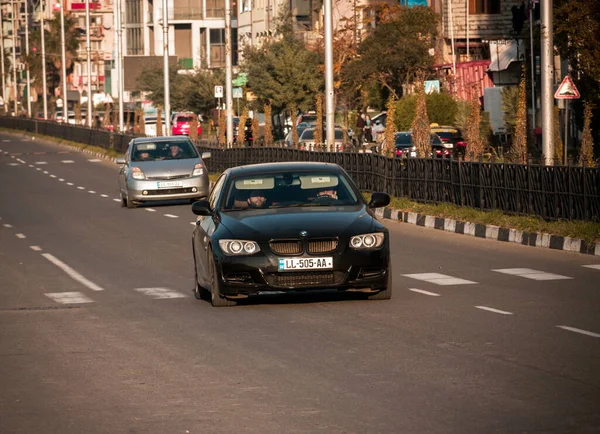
127 175 210 201
214 243 390 296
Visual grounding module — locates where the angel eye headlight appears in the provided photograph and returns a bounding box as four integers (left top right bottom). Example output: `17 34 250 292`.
219 240 261 256
349 233 384 250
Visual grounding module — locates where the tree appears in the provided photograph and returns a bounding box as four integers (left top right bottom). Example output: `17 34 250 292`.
501 86 519 135
411 82 430 158
394 92 458 131
578 102 595 166
241 13 322 113
23 12 80 99
508 72 527 164
382 96 397 158
342 6 439 100
464 92 484 158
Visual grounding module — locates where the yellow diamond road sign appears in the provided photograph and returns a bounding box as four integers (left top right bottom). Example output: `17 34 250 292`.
554 76 580 100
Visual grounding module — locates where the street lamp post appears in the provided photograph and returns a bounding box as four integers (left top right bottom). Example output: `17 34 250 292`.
10 0 17 115
224 0 233 146
323 0 334 150
85 0 92 127
40 1 48 120
60 1 68 122
162 0 170 135
116 0 124 131
24 0 31 117
540 0 554 164
1 9 7 114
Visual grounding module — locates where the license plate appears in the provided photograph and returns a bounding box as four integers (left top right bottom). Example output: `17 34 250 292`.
157 181 183 189
278 257 333 271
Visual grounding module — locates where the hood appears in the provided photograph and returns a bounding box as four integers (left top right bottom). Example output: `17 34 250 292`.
219 205 376 240
132 158 200 178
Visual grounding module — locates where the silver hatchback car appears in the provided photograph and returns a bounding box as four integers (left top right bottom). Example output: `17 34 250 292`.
117 136 211 208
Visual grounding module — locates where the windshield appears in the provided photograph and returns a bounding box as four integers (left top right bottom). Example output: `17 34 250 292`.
131 140 199 161
395 133 412 147
222 171 361 210
300 129 344 141
176 116 194 123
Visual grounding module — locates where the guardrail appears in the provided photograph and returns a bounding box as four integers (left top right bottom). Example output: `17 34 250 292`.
2 116 599 222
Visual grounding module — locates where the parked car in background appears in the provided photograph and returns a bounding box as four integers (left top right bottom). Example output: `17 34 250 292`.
430 125 467 156
144 116 166 137
371 111 387 140
116 136 211 208
297 127 346 152
283 122 315 147
392 131 451 158
171 112 202 137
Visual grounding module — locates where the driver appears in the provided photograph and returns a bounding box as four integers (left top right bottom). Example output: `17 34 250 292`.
247 190 268 208
315 188 338 200
169 145 184 158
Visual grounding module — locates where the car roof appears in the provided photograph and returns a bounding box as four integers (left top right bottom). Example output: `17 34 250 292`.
131 136 191 144
226 161 343 177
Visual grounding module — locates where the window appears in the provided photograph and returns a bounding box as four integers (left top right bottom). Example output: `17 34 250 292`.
469 0 500 14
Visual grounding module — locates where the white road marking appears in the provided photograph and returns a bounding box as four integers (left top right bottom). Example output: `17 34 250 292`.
402 272 477 286
100 194 108 198
88 190 96 194
30 246 42 251
134 287 188 299
16 158 26 163
492 268 573 281
77 186 85 190
408 288 441 297
2 139 10 142
582 264 600 270
41 253 105 291
15 233 26 239
45 292 94 304
50 174 57 178
88 159 102 162
557 326 600 338
475 306 513 315
113 198 121 202
164 214 179 218
190 222 196 226
43 171 49 174
59 178 65 182
28 164 34 167
35 161 47 165
3 223 13 228
145 208 156 212
61 160 75 164
35 168 41 171
7 163 19 166
67 182 74 186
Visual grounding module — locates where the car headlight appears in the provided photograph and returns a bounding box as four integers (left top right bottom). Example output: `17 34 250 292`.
192 163 205 176
219 239 261 256
131 167 145 180
349 233 385 250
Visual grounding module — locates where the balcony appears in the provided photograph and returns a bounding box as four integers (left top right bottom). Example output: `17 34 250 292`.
172 7 203 20
75 26 104 40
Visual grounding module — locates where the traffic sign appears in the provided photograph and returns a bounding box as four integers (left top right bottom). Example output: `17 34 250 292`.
232 87 243 99
214 85 224 98
554 75 580 100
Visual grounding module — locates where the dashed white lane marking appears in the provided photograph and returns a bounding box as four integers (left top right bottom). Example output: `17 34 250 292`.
16 158 26 163
61 160 75 164
88 159 102 162
43 171 49 174
35 161 47 165
164 214 179 219
2 139 10 142
557 326 600 338
67 182 74 186
35 168 41 171
145 208 156 212
3 223 13 228
15 233 26 239
190 222 196 226
100 194 108 198
408 288 441 297
113 198 121 202
582 264 600 270
492 268 573 281
134 287 188 299
28 164 34 167
45 292 94 304
41 253 105 291
77 186 85 190
30 246 42 251
50 174 57 178
88 190 96 194
475 306 513 315
6 163 19 166
59 178 65 182
402 273 477 285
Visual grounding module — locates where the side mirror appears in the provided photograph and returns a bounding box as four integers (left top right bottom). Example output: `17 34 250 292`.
192 200 212 216
201 152 211 160
116 157 126 165
368 192 390 209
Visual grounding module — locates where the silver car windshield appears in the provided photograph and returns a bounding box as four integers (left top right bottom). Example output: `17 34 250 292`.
131 140 198 162
222 171 360 211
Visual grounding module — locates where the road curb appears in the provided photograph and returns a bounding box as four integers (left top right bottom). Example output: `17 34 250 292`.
375 207 600 257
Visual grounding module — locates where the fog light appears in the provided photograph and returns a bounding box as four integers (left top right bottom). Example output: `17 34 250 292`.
142 190 148 195
192 187 198 192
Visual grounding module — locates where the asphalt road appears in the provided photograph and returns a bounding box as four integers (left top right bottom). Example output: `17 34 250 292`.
1 131 599 434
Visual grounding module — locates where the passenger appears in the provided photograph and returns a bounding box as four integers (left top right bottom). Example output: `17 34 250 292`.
169 145 184 158
137 151 152 161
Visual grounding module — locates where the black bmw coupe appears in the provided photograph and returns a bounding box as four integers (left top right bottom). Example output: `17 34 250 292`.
191 162 391 306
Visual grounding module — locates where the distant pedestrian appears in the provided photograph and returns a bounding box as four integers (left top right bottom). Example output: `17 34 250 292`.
364 115 373 143
356 112 366 145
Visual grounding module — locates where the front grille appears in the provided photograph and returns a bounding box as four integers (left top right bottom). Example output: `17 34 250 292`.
266 271 338 288
308 238 338 254
146 174 190 180
270 240 302 255
145 187 195 195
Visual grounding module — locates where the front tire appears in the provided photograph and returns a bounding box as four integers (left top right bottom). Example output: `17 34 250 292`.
125 192 136 209
208 248 236 307
193 244 210 300
367 267 392 300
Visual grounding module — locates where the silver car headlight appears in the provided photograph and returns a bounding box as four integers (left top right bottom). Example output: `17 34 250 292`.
131 167 145 180
192 163 205 176
219 239 261 255
349 233 385 250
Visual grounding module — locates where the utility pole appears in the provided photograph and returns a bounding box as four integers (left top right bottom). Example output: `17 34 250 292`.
60 0 68 122
224 0 233 146
540 0 554 164
116 0 124 131
323 0 334 151
40 0 48 119
1 8 7 114
529 1 536 135
85 0 92 127
24 0 31 117
161 0 170 135
11 0 17 115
